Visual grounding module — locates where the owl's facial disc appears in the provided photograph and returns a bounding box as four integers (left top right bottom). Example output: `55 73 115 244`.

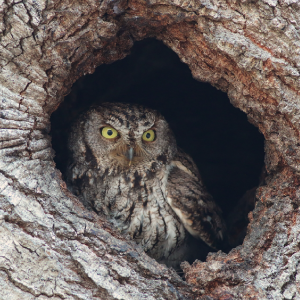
84 103 177 170
110 141 153 168
100 123 157 167
125 129 155 166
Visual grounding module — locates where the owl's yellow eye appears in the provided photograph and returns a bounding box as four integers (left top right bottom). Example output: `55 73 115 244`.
101 127 118 139
142 129 156 142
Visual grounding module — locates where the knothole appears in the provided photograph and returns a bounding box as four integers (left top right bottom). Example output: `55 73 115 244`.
51 38 265 268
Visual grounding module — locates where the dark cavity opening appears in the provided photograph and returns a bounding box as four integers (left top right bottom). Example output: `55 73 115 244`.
51 38 265 252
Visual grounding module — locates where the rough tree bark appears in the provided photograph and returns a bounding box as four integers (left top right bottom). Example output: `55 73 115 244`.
1 0 300 299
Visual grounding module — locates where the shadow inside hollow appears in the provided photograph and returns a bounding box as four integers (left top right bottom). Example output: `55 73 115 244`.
51 38 265 250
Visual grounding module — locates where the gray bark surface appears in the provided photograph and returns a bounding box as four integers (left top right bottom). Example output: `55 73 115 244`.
1 0 300 299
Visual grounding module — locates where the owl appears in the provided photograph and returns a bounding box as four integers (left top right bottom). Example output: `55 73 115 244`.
66 103 225 268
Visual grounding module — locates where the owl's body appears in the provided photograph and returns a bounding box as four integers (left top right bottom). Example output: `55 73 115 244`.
67 103 224 266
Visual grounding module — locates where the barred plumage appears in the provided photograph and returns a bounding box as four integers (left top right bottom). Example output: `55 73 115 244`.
67 103 225 267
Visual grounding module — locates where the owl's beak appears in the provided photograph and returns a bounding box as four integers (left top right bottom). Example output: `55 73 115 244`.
126 147 134 166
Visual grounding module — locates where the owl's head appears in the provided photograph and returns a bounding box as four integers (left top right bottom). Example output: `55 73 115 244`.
70 103 177 172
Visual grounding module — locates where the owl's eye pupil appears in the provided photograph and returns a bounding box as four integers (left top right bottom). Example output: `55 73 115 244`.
142 129 155 142
101 127 118 139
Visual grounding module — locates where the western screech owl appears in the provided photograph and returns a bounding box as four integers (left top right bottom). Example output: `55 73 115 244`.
67 103 225 267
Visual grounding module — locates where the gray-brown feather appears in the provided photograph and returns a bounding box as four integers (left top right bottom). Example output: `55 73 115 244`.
66 103 225 267
167 149 224 250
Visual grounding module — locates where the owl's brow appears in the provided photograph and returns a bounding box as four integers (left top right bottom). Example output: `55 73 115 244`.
142 115 157 129
107 114 125 126
102 122 117 129
144 118 159 130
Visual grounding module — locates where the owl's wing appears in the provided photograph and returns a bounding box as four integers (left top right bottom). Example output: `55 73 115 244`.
166 149 225 250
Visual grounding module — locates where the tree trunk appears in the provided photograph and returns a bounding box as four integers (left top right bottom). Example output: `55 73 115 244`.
1 0 300 299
